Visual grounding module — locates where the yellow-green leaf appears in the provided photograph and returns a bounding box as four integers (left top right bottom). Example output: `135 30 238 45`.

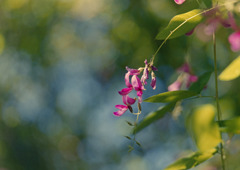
164 148 217 170
156 9 203 40
187 104 221 152
219 56 240 81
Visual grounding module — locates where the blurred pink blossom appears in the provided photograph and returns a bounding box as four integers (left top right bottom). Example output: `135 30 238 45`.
168 63 198 91
174 0 185 5
228 13 240 52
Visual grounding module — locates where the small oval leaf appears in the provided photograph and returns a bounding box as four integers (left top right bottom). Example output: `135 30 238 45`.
219 56 240 81
156 9 203 40
144 90 198 103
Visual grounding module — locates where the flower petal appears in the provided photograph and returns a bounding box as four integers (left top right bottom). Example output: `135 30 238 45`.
151 66 158 71
174 0 185 5
113 109 127 117
127 96 136 105
151 76 156 90
228 31 240 52
189 75 198 82
168 80 182 91
115 105 128 109
118 87 133 96
137 90 143 97
125 72 132 88
141 67 149 85
187 75 198 87
178 63 190 73
126 67 140 75
138 96 142 103
132 75 143 91
122 95 136 105
114 105 128 116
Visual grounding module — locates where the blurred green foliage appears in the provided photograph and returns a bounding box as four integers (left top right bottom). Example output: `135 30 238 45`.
0 0 240 169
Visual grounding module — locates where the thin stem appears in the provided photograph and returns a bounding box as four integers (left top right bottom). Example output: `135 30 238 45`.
213 32 226 170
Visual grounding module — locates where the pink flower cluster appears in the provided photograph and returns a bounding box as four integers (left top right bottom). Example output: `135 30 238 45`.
113 59 157 117
168 63 198 91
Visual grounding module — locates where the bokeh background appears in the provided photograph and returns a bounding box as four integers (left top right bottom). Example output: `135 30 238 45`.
0 0 240 169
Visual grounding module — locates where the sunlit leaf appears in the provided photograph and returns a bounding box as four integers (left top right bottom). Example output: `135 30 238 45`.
164 148 217 170
189 71 212 93
133 103 175 133
219 56 240 81
156 9 203 40
218 117 240 134
144 90 198 103
187 104 221 152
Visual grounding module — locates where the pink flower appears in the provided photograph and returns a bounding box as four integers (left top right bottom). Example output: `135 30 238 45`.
113 59 157 116
113 105 129 117
126 67 140 75
137 91 143 103
186 75 198 87
227 13 240 52
122 95 136 105
132 75 143 91
118 87 132 95
168 63 198 91
177 62 190 73
141 59 149 85
174 0 185 5
228 31 240 52
168 80 182 91
125 72 132 88
151 72 156 90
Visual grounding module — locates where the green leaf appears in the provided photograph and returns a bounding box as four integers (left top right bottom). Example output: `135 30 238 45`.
219 56 240 81
156 9 203 40
133 103 175 133
176 0 200 14
189 71 212 93
202 0 212 8
144 90 198 103
187 104 221 152
218 117 240 134
164 148 217 170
